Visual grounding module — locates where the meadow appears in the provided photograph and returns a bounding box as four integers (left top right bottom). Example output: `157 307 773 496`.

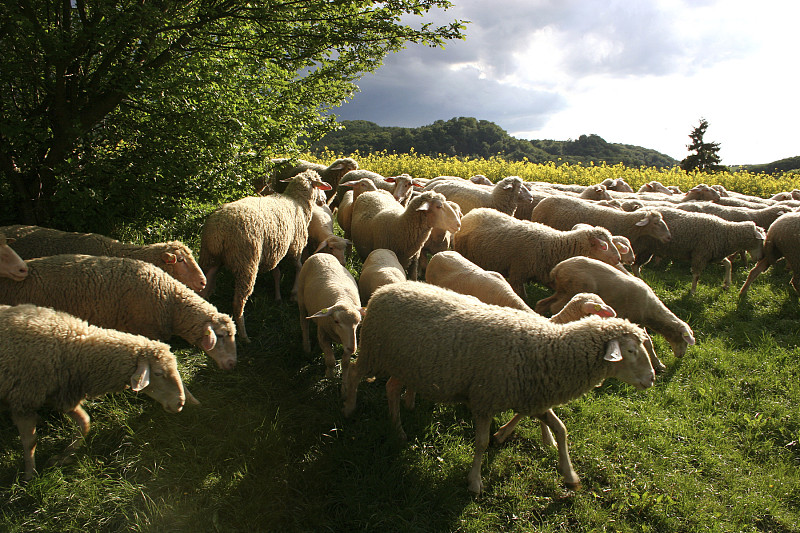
1 154 799 532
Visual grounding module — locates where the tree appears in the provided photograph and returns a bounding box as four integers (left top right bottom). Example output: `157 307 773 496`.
680 118 727 173
1 1 464 227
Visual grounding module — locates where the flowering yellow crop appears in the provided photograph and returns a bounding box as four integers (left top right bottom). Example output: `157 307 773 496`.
303 150 800 197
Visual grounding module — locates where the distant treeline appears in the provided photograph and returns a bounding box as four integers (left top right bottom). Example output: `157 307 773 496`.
738 156 800 176
311 117 679 168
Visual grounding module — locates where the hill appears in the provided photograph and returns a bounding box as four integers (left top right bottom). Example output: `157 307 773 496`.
311 117 679 168
739 156 800 175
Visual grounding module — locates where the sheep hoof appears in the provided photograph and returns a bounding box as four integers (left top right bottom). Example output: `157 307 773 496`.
565 480 582 491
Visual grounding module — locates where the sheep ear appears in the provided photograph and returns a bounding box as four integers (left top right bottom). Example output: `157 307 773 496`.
279 177 294 183
417 201 431 212
683 328 696 345
162 252 178 264
634 217 650 227
359 307 367 317
314 240 330 254
314 181 333 191
614 242 630 255
308 308 334 319
384 177 396 183
584 302 616 318
131 358 151 391
592 238 609 251
201 325 217 351
184 387 201 406
604 339 623 362
5 237 15 245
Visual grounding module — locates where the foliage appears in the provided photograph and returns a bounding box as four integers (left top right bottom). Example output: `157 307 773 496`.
312 118 679 168
680 118 727 174
0 0 465 227
740 156 800 176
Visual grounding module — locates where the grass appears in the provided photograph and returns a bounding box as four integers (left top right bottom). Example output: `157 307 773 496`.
2 219 800 532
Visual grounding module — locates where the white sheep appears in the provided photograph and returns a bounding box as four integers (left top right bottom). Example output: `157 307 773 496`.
358 248 407 304
199 170 331 341
1 225 205 292
578 184 613 201
638 181 674 195
296 253 365 386
535 256 697 369
631 206 766 293
333 169 420 207
342 281 655 494
452 208 620 297
530 195 673 251
739 211 800 296
334 177 381 239
0 254 238 370
600 178 635 193
570 223 635 272
0 233 28 281
0 303 196 480
674 202 791 229
262 157 358 200
429 175 532 216
350 190 461 280
418 200 463 274
305 202 350 266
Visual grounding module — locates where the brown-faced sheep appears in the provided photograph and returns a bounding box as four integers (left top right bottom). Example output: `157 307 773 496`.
1 225 205 292
342 281 655 494
0 254 238 370
0 303 194 480
199 170 331 341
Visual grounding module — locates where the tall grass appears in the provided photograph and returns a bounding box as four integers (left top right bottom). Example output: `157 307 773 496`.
1 156 799 532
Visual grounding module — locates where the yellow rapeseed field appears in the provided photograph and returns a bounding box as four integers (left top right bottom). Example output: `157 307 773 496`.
304 150 800 198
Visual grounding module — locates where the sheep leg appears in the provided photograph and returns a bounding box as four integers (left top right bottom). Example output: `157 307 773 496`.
721 257 733 289
340 350 354 397
508 268 527 298
53 405 91 467
467 415 492 495
534 294 558 315
271 267 282 301
12 412 38 481
643 331 666 372
407 254 420 281
341 357 363 413
739 257 770 296
232 267 258 343
299 304 312 353
493 413 525 444
317 329 337 378
386 377 407 441
200 264 219 299
289 256 303 301
536 409 581 490
403 387 416 410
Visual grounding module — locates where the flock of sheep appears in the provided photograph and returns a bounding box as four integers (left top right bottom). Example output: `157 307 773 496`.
2 155 800 495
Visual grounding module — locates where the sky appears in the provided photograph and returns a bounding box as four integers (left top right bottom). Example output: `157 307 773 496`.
334 0 798 165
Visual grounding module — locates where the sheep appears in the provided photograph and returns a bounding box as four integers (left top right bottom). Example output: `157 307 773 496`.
578 184 613 201
452 208 620 297
350 190 462 280
418 200 463 274
305 202 350 266
673 202 791 230
0 233 28 281
358 248 407 304
342 281 655 494
530 195 673 252
296 253 365 386
261 157 357 200
334 177 381 239
739 211 800 296
631 207 766 293
0 303 196 480
600 178 635 193
0 254 238 370
469 175 492 186
333 170 420 208
535 256 696 369
429 175 532 217
571 223 635 272
638 181 673 194
682 183 722 203
1 225 205 292
199 170 331 341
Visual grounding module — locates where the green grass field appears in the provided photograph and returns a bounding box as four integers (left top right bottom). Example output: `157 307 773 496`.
2 166 800 532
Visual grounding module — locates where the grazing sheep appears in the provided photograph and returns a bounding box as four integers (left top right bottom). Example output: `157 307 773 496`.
296 254 365 385
358 248 407 304
739 211 800 296
683 184 722 203
530 195 673 251
199 170 331 341
335 177 381 239
453 208 620 296
600 178 635 193
0 303 195 480
429 176 532 216
674 203 791 230
333 170 420 208
0 233 28 281
350 190 461 280
469 175 492 186
638 181 673 195
535 256 696 369
578 184 613 201
261 157 357 199
1 225 205 292
571 224 635 272
342 281 655 494
632 207 766 293
0 254 238 370
305 202 350 266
